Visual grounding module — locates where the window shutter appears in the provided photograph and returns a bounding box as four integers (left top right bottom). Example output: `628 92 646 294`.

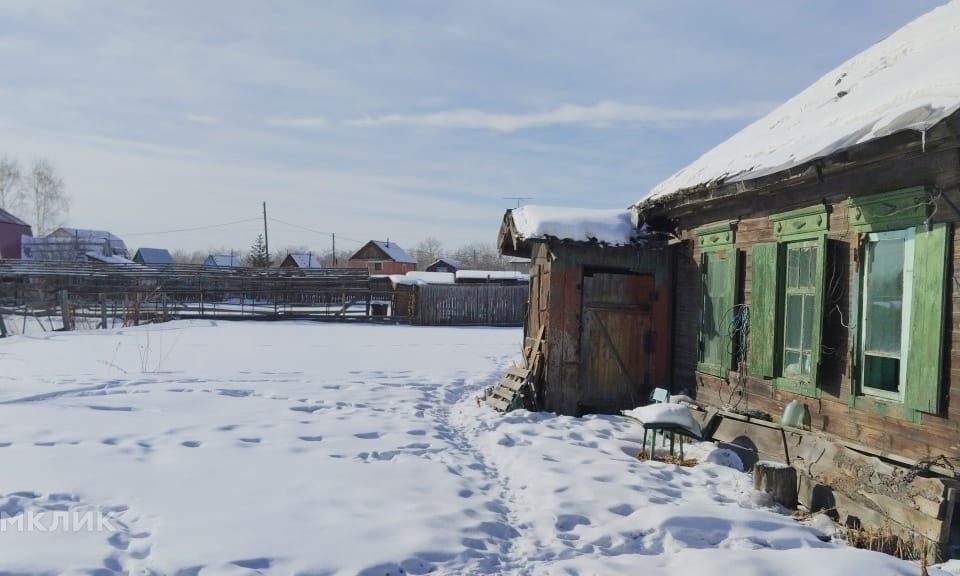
808 235 829 388
906 222 950 414
723 247 739 374
749 243 779 377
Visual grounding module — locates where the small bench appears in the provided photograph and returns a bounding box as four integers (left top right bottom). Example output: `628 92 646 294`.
622 401 703 461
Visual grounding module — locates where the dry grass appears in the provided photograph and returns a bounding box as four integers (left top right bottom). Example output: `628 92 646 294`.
843 523 936 565
635 450 698 467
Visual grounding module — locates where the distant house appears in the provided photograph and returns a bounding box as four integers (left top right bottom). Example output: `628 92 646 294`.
133 248 174 265
425 257 463 273
48 228 129 258
347 240 417 274
203 254 243 268
279 252 325 269
21 227 129 261
0 208 32 259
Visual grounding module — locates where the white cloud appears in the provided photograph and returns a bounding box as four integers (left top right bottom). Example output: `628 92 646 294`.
346 100 774 132
185 114 220 126
265 116 329 129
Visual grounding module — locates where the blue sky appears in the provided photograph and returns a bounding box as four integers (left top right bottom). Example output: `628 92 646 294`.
0 0 946 253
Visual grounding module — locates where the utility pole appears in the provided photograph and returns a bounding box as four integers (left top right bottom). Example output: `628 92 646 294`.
332 233 337 268
262 201 270 265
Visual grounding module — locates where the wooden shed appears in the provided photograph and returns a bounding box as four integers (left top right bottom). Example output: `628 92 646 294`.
498 205 672 416
634 4 960 555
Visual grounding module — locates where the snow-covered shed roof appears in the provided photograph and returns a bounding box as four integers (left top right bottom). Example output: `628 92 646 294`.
371 240 416 264
85 252 137 265
0 208 29 227
510 205 634 245
456 270 530 282
386 271 456 286
286 252 325 268
640 1 960 205
133 247 173 265
204 254 242 268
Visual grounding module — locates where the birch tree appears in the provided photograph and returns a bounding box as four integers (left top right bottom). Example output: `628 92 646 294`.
0 156 23 213
23 158 69 235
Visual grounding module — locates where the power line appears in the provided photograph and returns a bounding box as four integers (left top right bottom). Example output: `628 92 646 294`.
266 217 365 244
120 217 262 237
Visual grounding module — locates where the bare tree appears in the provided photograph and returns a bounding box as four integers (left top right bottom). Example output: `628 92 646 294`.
23 158 69 235
412 236 444 269
0 156 23 213
453 241 505 270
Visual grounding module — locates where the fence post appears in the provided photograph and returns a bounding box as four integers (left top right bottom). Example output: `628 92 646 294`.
0 312 8 338
99 294 107 329
59 289 73 331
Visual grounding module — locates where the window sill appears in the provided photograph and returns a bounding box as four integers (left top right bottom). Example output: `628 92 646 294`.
696 363 727 379
847 394 921 423
773 377 820 399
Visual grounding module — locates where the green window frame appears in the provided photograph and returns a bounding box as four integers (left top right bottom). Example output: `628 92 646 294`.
846 187 949 421
750 204 828 398
696 222 738 378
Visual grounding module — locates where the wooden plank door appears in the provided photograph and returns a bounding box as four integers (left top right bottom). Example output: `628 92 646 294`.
579 271 654 414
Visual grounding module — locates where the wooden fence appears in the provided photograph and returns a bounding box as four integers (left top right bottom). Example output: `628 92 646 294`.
0 261 528 333
415 284 527 326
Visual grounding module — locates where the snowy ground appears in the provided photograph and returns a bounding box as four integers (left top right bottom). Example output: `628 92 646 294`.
0 321 943 575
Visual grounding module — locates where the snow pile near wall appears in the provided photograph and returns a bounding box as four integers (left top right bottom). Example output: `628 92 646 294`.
511 204 634 245
642 1 960 203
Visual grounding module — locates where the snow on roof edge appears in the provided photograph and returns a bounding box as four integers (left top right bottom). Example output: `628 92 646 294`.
638 1 960 207
510 205 635 246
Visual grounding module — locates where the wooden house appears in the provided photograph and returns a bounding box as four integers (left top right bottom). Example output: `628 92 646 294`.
347 240 417 275
133 248 173 265
425 257 463 273
498 205 672 416
632 3 960 554
203 254 242 268
0 208 31 259
280 252 324 269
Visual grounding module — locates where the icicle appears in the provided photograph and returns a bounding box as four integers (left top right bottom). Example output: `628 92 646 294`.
922 129 926 152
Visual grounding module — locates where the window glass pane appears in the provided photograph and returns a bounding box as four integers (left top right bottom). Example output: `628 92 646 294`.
785 294 802 349
864 355 900 393
801 294 814 354
784 350 801 376
864 238 904 356
802 247 817 288
786 248 799 288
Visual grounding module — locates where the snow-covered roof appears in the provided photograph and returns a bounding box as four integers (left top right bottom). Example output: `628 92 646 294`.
641 1 960 204
0 208 29 227
428 257 464 270
51 227 124 242
387 271 456 286
510 205 634 245
371 240 416 264
85 251 137 265
456 270 530 282
133 247 173 265
204 254 242 268
286 253 324 268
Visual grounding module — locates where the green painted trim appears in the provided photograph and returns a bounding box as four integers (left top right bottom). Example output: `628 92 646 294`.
774 377 821 399
770 204 829 240
697 364 726 379
696 221 736 251
844 186 930 233
848 394 922 424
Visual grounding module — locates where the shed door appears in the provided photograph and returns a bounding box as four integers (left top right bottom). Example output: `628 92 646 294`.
579 271 654 414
